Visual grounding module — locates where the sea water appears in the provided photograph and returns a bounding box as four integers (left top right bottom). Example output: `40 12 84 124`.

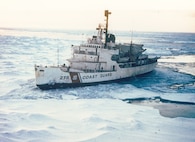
0 28 195 142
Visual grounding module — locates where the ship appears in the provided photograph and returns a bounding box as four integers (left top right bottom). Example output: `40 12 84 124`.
35 10 159 90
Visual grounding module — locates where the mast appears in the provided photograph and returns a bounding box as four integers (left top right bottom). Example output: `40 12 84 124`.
104 10 111 47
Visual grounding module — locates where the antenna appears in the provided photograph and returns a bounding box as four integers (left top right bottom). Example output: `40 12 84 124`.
130 30 133 44
129 30 133 61
57 46 59 66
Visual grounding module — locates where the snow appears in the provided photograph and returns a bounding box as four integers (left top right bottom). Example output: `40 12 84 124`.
159 55 195 76
1 99 195 142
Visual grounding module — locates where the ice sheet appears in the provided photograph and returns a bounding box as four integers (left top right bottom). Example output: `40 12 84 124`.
1 99 195 142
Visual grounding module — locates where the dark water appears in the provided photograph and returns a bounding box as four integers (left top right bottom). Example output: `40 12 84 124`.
123 96 195 118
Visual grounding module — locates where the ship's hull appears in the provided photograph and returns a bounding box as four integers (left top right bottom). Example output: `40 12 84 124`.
36 74 147 90
35 62 157 90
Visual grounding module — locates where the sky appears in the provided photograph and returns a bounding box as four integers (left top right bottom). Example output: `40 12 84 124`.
0 0 195 33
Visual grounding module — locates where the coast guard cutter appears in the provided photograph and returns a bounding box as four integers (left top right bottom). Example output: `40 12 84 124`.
35 10 158 89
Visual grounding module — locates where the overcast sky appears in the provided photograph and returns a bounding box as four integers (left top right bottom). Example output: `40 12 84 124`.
0 0 195 33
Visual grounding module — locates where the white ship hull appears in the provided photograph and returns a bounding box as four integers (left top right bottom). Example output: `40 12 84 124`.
35 62 157 89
